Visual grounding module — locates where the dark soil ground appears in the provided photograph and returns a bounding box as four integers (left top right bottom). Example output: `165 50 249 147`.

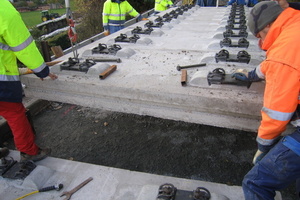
2 102 296 199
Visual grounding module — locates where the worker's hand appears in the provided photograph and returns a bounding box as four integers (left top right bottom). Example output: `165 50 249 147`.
48 72 58 80
104 30 110 36
253 138 281 165
40 72 57 81
232 68 263 82
252 149 267 165
271 0 289 9
231 69 249 82
141 18 149 21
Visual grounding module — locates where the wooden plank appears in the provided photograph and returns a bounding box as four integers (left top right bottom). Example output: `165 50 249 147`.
181 69 187 86
99 65 117 80
51 46 64 58
46 60 63 66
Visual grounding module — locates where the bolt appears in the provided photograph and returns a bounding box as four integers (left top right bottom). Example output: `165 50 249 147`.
177 63 206 71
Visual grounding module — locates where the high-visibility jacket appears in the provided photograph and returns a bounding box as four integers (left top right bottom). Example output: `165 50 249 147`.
154 0 173 12
254 7 300 147
102 0 140 29
0 0 49 103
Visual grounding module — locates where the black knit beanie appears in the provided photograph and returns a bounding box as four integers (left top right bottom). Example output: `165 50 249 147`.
248 1 283 36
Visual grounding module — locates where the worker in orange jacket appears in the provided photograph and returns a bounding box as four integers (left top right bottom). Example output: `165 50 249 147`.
232 1 300 199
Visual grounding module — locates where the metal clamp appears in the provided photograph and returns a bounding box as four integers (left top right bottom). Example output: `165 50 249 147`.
114 33 140 43
215 49 250 64
223 29 248 38
131 26 153 35
144 21 164 28
220 37 249 48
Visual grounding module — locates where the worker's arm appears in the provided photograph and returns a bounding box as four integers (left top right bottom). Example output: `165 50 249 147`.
255 62 299 160
5 10 57 80
125 1 140 18
160 0 171 8
102 1 110 31
167 0 174 7
5 12 50 79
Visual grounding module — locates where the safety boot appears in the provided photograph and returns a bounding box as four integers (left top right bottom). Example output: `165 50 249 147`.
0 147 9 159
20 148 51 162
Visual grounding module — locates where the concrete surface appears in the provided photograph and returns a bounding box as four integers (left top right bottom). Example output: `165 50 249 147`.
0 150 282 200
20 5 271 133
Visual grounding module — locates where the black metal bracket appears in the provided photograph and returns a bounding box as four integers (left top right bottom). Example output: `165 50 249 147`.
228 14 246 21
220 37 249 48
144 21 164 28
223 29 248 38
114 33 140 43
156 183 212 200
131 26 153 35
0 157 17 176
156 183 177 200
60 57 80 70
227 18 246 25
215 49 251 64
174 8 184 15
225 23 247 30
1 157 36 180
60 58 96 73
92 43 122 55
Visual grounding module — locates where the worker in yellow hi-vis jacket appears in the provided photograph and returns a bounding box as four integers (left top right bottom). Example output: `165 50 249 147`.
102 0 148 35
154 0 174 14
0 0 57 162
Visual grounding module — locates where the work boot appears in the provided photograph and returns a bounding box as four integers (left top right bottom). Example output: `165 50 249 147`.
20 148 51 162
0 147 9 159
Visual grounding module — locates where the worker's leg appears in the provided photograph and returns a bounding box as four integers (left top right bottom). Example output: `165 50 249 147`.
0 101 38 155
227 0 235 5
243 131 300 200
109 26 124 34
197 0 205 6
296 179 300 198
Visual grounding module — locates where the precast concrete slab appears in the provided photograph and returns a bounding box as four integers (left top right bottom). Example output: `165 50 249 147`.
0 151 282 200
20 5 295 133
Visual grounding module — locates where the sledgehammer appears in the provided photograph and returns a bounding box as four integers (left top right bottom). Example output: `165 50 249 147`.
177 63 206 71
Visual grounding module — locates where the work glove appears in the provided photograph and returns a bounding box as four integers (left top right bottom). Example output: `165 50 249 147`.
232 68 262 82
231 69 248 81
18 68 33 75
137 15 148 21
253 137 281 165
104 30 110 36
252 149 268 165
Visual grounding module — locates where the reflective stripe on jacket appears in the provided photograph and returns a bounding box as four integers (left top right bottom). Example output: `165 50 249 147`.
256 8 300 146
0 0 48 102
154 0 173 12
102 0 140 28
